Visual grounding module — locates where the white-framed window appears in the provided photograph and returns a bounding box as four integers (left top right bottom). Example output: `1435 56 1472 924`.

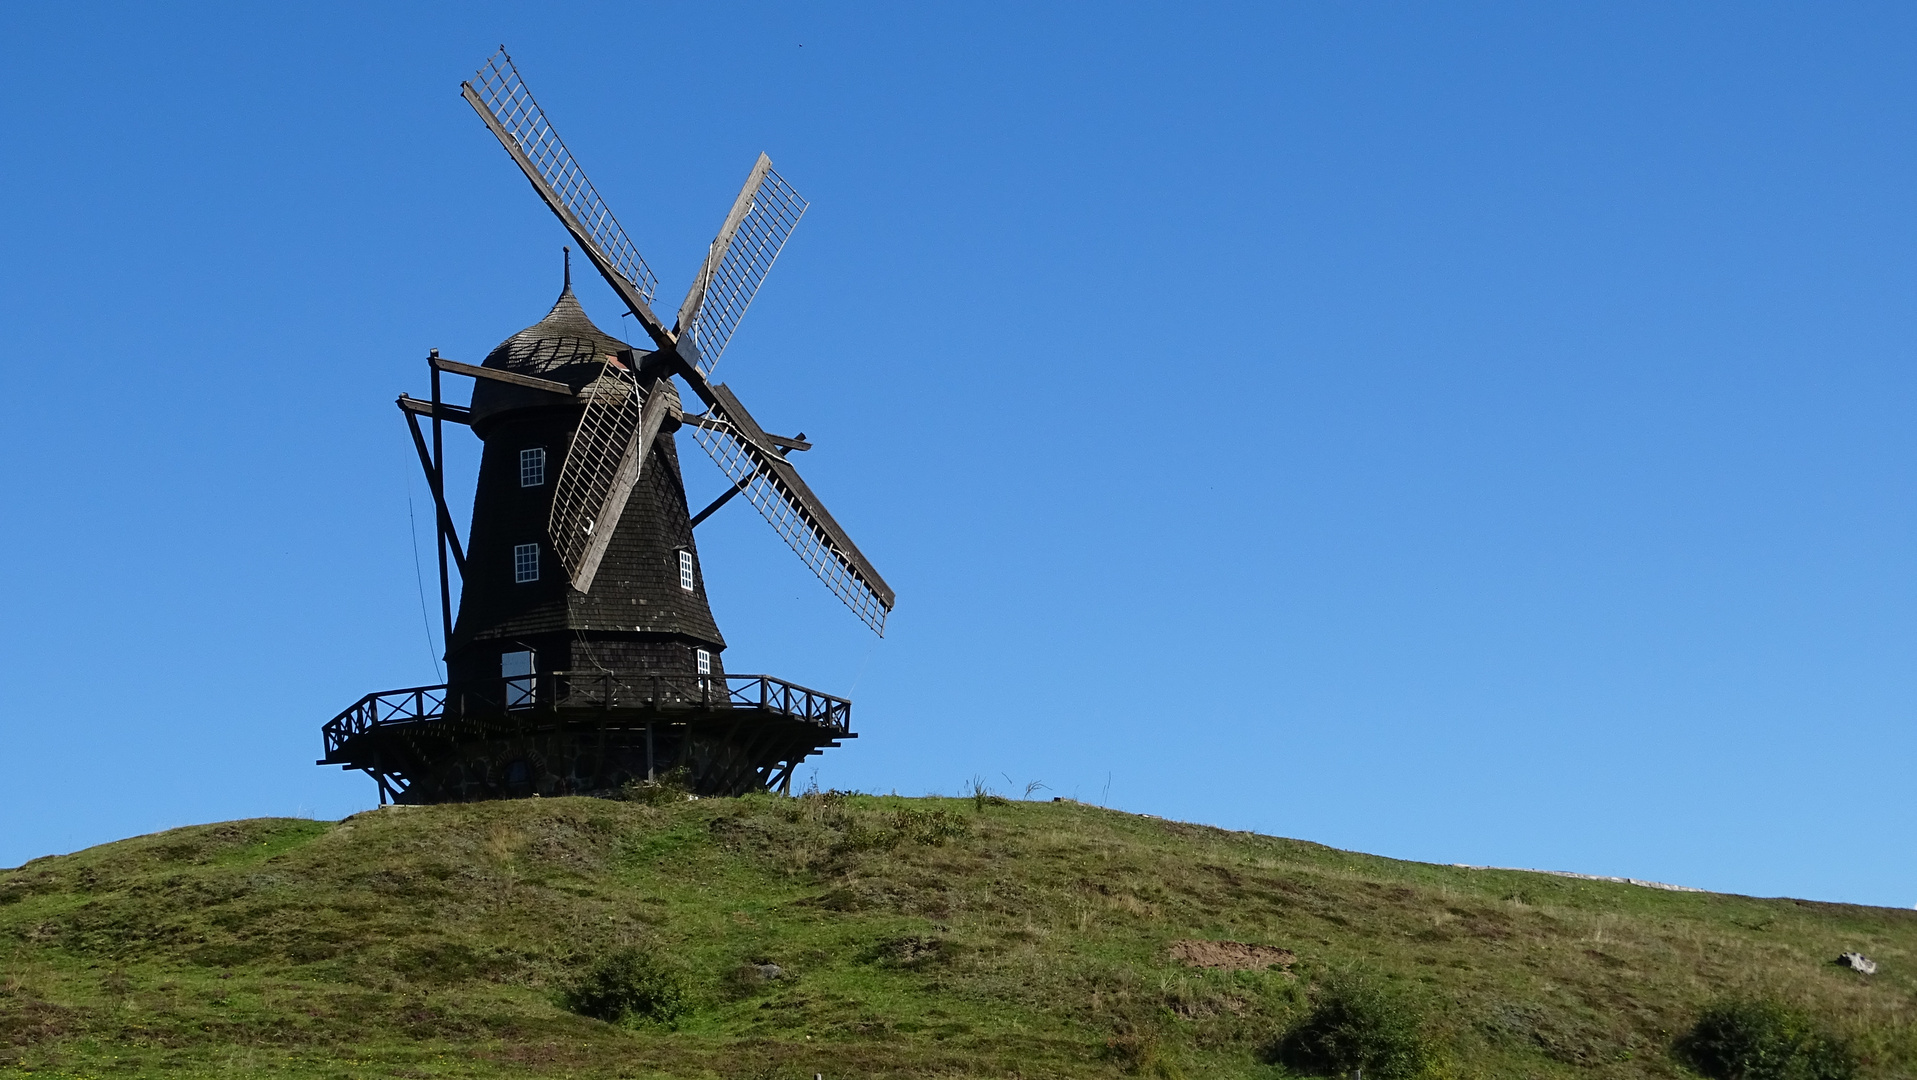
696 648 711 675
502 649 535 709
678 550 695 591
519 447 546 487
514 543 540 583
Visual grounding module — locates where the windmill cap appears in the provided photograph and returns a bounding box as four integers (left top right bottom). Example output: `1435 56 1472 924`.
468 281 632 431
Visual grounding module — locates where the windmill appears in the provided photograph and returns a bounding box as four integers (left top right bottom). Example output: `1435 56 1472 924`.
317 48 893 803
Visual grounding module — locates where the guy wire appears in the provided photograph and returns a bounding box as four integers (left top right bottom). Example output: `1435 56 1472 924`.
405 479 445 682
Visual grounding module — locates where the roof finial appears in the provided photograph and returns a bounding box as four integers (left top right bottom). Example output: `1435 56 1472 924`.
563 245 571 290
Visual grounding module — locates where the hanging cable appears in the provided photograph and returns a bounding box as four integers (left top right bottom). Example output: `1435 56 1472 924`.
573 627 615 676
406 483 445 682
846 622 884 696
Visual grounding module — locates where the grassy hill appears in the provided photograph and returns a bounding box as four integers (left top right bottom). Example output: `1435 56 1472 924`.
2 792 1913 1078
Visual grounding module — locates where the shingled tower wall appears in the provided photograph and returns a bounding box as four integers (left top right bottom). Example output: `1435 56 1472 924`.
426 284 730 799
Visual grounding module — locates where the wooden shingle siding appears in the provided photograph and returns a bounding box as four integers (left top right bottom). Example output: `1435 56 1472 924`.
448 286 725 701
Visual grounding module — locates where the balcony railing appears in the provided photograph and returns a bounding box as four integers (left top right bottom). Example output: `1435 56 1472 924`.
321 671 851 757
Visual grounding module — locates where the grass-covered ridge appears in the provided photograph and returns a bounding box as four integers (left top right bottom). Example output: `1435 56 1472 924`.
1 793 1913 1078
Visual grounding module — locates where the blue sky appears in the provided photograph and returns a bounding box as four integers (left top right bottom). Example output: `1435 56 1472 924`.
3 3 1914 906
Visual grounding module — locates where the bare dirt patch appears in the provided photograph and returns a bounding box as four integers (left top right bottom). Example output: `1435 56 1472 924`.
1168 939 1295 971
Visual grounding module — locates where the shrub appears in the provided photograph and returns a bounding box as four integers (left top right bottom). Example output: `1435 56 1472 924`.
1104 1019 1182 1078
561 947 689 1025
836 806 972 852
617 767 692 806
901 806 970 844
1674 999 1856 1080
1269 976 1430 1079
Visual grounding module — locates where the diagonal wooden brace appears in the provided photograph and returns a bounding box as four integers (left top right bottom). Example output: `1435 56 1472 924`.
400 402 468 574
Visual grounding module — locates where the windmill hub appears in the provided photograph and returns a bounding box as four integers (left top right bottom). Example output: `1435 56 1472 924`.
316 49 894 805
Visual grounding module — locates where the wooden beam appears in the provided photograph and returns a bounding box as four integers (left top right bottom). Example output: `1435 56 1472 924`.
398 403 468 574
430 359 454 649
430 355 575 396
689 482 745 528
680 411 810 451
398 395 472 425
689 428 795 530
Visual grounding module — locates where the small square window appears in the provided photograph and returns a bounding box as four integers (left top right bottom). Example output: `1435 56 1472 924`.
519 447 546 487
696 648 711 675
678 550 695 591
514 543 539 583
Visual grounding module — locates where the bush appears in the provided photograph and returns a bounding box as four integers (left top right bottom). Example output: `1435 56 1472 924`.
845 807 972 850
1674 999 1856 1080
1269 976 1430 1079
1104 1022 1181 1078
561 947 689 1024
617 767 692 806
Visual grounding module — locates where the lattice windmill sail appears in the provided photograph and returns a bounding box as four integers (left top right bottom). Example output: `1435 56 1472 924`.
547 362 681 593
675 154 809 377
462 49 666 336
462 47 895 635
684 388 894 633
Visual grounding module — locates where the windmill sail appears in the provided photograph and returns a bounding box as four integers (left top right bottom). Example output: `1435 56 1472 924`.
548 364 677 593
686 384 894 634
463 49 668 338
464 48 885 632
676 155 808 377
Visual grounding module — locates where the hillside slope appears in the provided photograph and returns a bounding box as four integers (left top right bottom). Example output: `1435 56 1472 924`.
1 794 1913 1078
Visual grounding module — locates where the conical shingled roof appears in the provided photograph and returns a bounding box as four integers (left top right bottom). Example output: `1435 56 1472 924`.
468 284 632 429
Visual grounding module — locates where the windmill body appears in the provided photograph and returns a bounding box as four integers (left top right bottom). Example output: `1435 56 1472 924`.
453 282 725 691
317 50 891 803
426 286 724 800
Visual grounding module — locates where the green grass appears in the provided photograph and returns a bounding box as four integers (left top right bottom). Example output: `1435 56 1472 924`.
1 793 1913 1078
